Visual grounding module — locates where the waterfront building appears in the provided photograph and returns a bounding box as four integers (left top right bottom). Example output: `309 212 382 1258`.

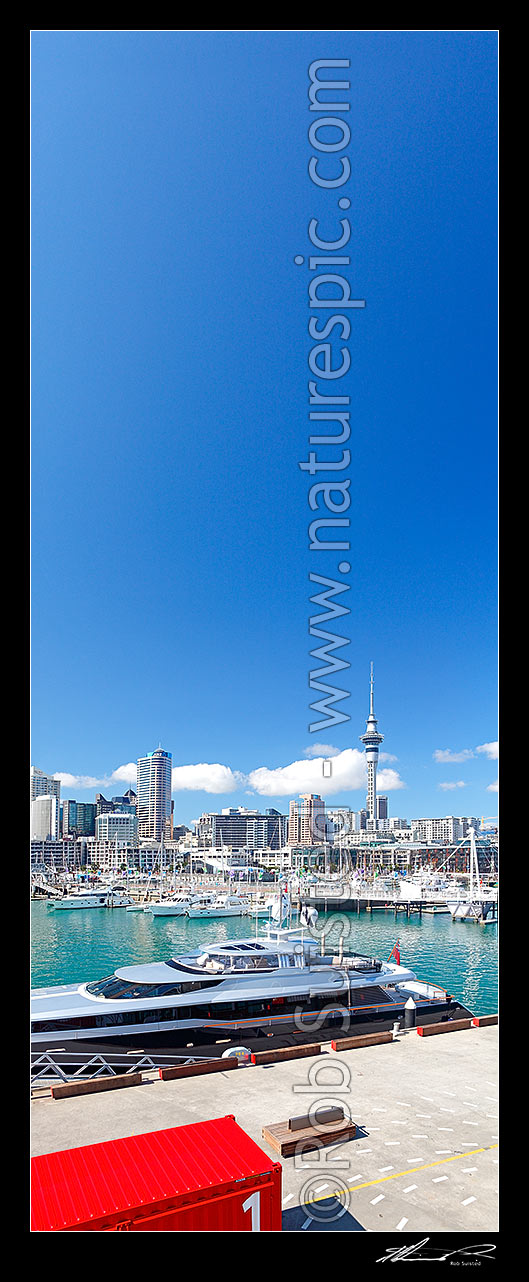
95 811 138 843
136 748 172 840
195 807 288 850
410 816 480 844
325 808 366 840
76 837 139 872
31 838 73 870
359 663 384 822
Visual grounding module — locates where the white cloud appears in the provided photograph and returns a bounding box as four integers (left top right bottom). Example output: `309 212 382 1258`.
380 752 398 763
476 741 499 761
438 780 467 791
434 749 474 764
378 767 406 791
53 750 407 801
303 743 341 758
54 764 137 792
487 779 499 793
54 773 101 790
171 763 244 794
247 748 405 798
110 762 138 784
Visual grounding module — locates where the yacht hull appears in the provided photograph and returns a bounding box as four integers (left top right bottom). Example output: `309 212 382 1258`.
32 997 473 1062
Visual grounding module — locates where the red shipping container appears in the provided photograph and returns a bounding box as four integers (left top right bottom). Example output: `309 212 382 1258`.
31 1115 282 1232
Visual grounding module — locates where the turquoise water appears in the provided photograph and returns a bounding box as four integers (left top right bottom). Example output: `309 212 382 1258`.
31 901 498 1016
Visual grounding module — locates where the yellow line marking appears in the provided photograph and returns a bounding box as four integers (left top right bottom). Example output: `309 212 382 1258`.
308 1144 499 1203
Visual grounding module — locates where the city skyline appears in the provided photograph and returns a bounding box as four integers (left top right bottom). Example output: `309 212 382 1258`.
34 661 498 826
31 33 498 829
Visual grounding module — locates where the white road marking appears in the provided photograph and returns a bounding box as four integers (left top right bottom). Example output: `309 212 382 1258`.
403 1185 417 1193
370 1194 384 1205
407 1157 424 1162
435 1150 451 1154
433 1175 448 1183
462 1167 477 1174
439 1107 455 1113
486 1114 498 1119
282 1193 293 1205
462 1120 478 1126
420 1096 434 1102
396 1217 408 1231
438 1127 454 1131
412 1134 428 1138
396 1101 411 1107
315 1184 328 1193
384 1141 401 1146
356 1149 372 1154
462 1196 476 1206
416 1113 431 1118
391 1120 406 1125
378 1166 394 1173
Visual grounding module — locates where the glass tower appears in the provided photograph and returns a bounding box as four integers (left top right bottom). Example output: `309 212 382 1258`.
136 748 172 840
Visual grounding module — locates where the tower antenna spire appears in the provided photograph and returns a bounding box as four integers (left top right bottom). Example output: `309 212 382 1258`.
360 663 384 823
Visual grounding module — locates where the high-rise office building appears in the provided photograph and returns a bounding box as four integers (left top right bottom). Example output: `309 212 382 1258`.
136 748 172 840
359 664 384 822
61 800 97 837
376 795 388 821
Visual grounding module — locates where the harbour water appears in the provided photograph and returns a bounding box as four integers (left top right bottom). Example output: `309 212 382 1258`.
31 900 498 1017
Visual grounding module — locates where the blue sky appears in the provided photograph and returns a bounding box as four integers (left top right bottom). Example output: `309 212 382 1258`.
31 30 498 825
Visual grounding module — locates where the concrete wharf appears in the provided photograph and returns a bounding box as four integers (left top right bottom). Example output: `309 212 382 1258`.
31 1024 498 1233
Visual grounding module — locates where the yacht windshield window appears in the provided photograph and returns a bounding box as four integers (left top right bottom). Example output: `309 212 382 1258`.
85 975 224 998
231 954 278 971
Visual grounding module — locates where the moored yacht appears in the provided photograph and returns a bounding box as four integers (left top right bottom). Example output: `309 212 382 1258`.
31 924 473 1052
186 893 249 919
53 887 133 910
147 893 215 918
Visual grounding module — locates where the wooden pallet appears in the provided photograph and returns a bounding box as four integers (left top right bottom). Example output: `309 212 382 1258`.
262 1117 356 1157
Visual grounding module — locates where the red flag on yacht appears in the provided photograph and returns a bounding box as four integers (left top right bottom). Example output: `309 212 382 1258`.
387 939 400 965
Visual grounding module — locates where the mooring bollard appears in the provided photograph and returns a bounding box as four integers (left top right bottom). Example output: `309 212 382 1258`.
404 997 416 1029
392 1020 401 1039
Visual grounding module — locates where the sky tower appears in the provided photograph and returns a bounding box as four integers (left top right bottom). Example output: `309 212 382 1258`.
360 663 384 822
